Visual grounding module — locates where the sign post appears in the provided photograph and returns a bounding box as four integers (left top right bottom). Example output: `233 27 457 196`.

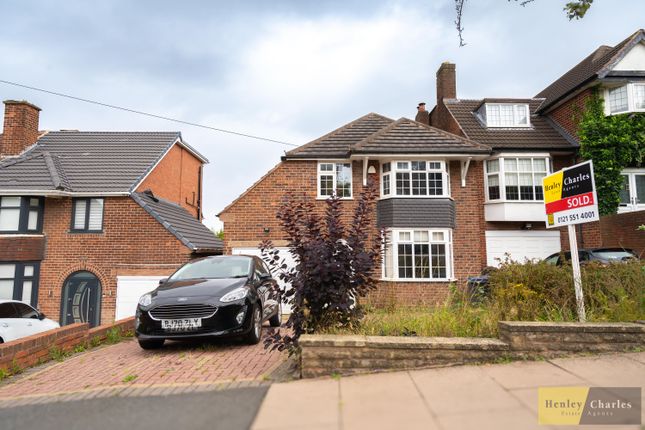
542 160 599 322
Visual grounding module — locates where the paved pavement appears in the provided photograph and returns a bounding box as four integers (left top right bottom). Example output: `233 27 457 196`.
0 333 288 404
252 352 645 430
0 386 269 430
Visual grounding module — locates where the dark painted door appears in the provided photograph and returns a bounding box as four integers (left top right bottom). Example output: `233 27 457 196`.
61 271 101 328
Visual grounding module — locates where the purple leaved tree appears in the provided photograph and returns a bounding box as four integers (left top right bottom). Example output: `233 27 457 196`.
260 180 382 354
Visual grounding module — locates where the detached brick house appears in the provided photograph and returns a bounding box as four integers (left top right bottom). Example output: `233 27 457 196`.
220 29 644 305
0 100 222 327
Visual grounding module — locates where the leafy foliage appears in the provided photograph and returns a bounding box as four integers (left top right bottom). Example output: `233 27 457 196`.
261 181 382 354
578 93 645 215
564 0 594 20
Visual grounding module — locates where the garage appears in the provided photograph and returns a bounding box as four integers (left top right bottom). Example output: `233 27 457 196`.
232 247 296 314
115 276 167 320
485 230 561 267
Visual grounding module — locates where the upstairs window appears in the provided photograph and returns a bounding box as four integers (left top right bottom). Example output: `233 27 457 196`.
484 104 530 127
0 197 44 234
72 198 104 232
318 162 352 199
485 157 549 201
606 83 645 115
381 161 449 198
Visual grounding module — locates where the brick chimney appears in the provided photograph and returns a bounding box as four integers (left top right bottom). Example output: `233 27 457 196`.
430 62 463 136
2 100 41 158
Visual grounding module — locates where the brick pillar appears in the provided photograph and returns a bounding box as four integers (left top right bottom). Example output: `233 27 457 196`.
2 100 41 157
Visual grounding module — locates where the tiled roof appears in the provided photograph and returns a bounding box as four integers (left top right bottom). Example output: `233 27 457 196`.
353 118 490 155
443 99 576 151
535 29 645 113
0 151 70 191
132 191 223 253
284 113 394 159
0 131 206 193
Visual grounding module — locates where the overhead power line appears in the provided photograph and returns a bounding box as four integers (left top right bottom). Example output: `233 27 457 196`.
0 79 298 148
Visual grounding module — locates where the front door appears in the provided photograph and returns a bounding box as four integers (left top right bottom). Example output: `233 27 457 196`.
61 271 101 327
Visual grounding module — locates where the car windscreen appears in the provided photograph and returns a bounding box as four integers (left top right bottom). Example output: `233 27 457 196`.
592 250 636 261
168 257 252 281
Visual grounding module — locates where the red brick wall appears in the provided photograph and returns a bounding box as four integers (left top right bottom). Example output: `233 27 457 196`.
136 144 203 218
0 236 45 261
37 197 193 324
599 211 645 256
1 101 41 157
547 88 593 140
221 159 490 306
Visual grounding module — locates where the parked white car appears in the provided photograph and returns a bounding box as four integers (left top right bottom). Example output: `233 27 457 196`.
0 300 59 343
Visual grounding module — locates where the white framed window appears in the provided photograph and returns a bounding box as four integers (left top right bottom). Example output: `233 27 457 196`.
72 198 104 232
605 83 645 115
317 162 352 199
484 156 549 202
381 160 449 198
619 169 645 212
382 228 453 281
484 103 530 127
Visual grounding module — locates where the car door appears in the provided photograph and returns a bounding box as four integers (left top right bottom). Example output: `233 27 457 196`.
0 302 32 342
13 302 47 337
254 258 275 319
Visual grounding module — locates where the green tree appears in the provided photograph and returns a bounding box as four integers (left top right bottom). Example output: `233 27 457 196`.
578 93 645 215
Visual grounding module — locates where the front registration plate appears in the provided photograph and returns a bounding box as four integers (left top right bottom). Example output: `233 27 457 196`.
161 318 202 331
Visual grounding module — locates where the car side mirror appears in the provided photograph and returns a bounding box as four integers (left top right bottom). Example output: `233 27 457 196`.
158 278 168 285
259 273 271 280
38 312 46 320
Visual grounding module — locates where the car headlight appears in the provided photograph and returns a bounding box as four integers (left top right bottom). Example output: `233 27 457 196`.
220 287 249 303
138 293 152 307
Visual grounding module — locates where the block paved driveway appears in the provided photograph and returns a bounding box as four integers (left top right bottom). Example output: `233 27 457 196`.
0 332 288 404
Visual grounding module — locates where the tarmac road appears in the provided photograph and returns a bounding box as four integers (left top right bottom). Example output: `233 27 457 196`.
0 386 269 430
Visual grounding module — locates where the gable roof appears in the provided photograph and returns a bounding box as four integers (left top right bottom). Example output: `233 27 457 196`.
0 131 207 194
352 118 490 155
535 29 645 113
284 113 394 159
443 98 577 151
132 191 222 253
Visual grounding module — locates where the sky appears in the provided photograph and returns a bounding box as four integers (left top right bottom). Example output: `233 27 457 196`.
1 0 643 230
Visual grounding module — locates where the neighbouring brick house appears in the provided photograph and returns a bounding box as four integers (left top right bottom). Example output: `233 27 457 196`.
0 100 222 328
220 29 644 306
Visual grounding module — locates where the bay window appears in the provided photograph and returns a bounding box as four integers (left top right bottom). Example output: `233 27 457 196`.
383 229 452 280
485 157 548 201
605 83 645 115
381 161 449 198
0 197 44 234
318 162 352 198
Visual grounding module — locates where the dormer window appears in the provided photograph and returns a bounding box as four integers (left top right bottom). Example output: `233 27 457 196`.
484 104 530 127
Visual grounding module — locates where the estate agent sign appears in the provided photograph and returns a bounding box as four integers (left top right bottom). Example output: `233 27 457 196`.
542 160 599 322
543 160 599 228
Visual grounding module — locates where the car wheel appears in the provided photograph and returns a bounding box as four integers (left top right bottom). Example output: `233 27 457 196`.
269 300 281 327
244 305 262 345
138 338 165 350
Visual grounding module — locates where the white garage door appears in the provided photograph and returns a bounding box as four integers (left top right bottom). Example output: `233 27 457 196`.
115 276 167 320
232 247 296 314
485 231 561 267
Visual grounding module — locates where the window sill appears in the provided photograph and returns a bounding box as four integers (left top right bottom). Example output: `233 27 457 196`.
316 197 353 201
68 230 105 234
0 233 45 237
380 278 455 283
485 200 544 204
379 195 453 201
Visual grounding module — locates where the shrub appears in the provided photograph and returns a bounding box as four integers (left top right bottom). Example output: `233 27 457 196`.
261 180 382 353
488 259 645 322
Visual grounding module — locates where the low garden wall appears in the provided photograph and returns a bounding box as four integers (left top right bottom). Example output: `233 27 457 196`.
0 317 135 372
301 321 645 378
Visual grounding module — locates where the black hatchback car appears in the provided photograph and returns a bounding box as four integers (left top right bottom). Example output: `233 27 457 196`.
135 255 281 349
